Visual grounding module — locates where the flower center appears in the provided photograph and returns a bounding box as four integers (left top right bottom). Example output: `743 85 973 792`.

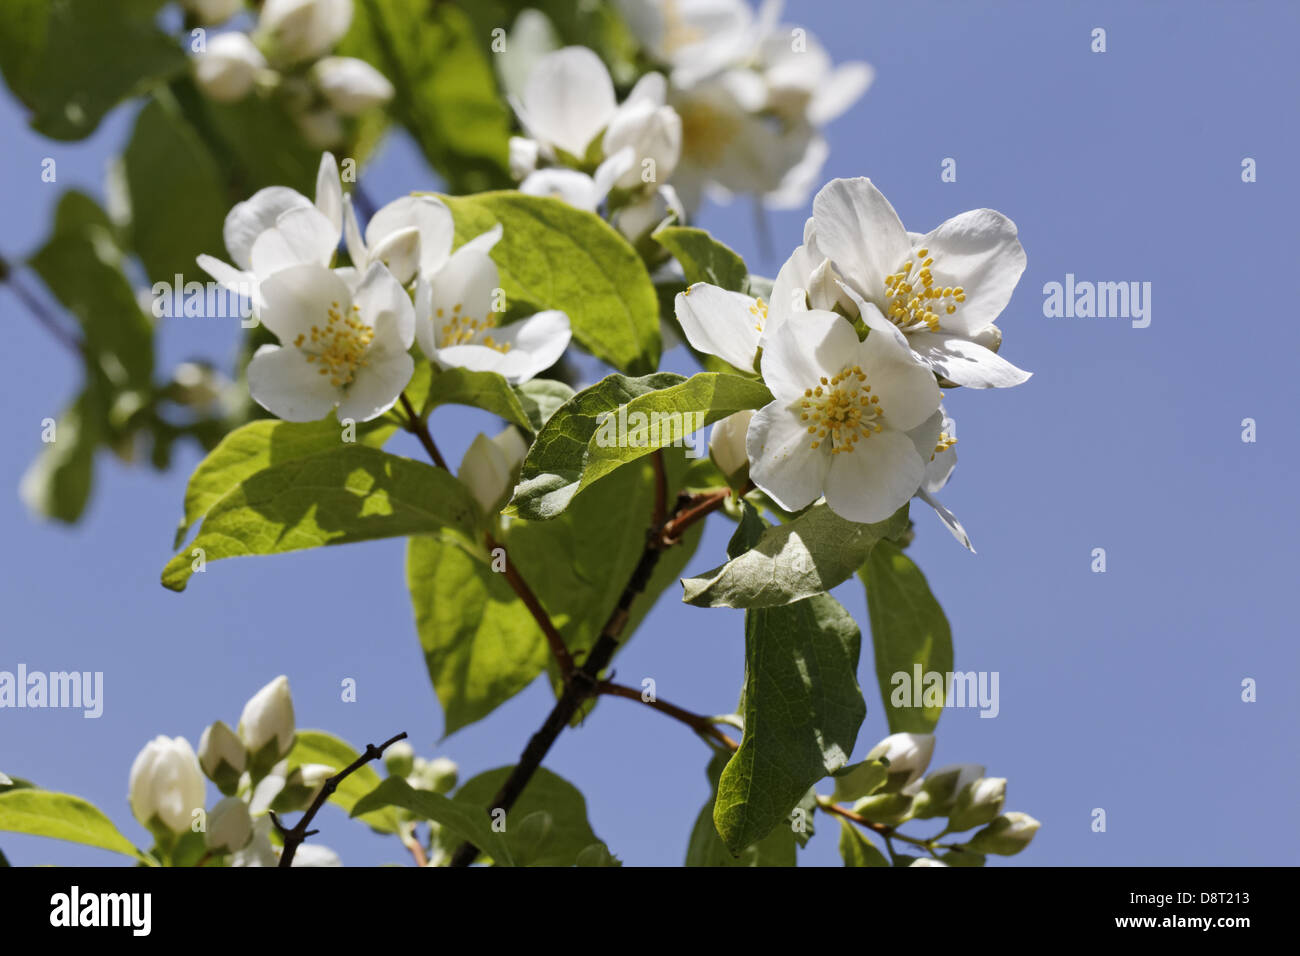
799 365 882 453
294 301 373 387
661 0 705 55
883 247 965 333
436 305 511 353
679 100 740 165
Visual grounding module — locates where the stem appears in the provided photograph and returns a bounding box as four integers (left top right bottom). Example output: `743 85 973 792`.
487 530 574 678
2 264 83 358
399 391 447 469
819 800 966 854
596 681 739 750
272 731 407 867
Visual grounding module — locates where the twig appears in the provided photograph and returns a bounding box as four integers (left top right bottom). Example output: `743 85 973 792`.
2 263 83 358
596 681 738 750
487 531 574 678
399 391 447 469
272 731 407 867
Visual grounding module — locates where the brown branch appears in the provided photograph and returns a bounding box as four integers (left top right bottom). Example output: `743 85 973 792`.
596 681 738 750
399 392 447 469
487 531 574 678
272 731 407 867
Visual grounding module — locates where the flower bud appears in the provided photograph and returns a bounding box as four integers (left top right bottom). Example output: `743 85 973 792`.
852 791 915 826
965 811 1040 856
603 97 682 191
270 763 334 812
128 736 206 834
168 361 230 409
709 409 753 487
312 56 394 115
198 720 247 795
193 32 267 103
865 732 935 793
914 763 984 818
258 0 353 65
181 0 244 25
908 857 948 867
291 844 342 866
368 225 421 286
206 797 253 852
408 756 458 794
509 136 540 180
458 428 528 515
238 676 296 769
947 776 1006 833
383 740 415 778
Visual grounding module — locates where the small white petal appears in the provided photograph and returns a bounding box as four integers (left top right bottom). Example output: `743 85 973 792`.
823 429 924 524
246 344 340 422
674 284 763 372
519 46 617 158
745 401 830 513
907 331 1032 389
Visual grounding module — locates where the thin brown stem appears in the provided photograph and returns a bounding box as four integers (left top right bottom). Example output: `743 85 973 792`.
399 392 447 469
487 531 574 678
272 731 407 867
596 681 739 750
3 265 83 358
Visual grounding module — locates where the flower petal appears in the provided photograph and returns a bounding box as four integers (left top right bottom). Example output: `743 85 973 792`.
859 326 941 433
246 344 339 422
519 46 616 158
745 401 830 513
365 196 455 281
223 186 312 270
919 209 1026 334
353 261 415 349
823 429 924 524
808 61 874 126
759 308 859 402
812 177 910 301
314 152 342 236
249 205 339 278
907 331 1032 389
335 347 413 423
258 264 353 344
674 283 763 372
917 489 974 552
484 309 571 383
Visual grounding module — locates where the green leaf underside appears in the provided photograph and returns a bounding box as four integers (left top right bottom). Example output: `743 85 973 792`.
0 790 150 863
440 767 606 867
860 540 954 734
437 192 660 375
652 226 748 291
352 777 515 865
173 418 398 549
162 446 477 591
421 366 534 433
686 751 797 867
838 820 889 866
682 503 910 609
286 731 403 834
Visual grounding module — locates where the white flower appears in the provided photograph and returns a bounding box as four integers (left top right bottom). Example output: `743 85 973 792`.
914 762 984 803
755 24 873 126
909 858 948 867
518 148 634 213
408 756 458 794
182 0 244 26
512 46 618 161
237 676 296 759
509 136 540 180
601 73 682 191
968 811 1041 855
312 56 394 115
292 844 343 866
745 309 942 523
342 194 501 287
206 797 253 852
616 0 772 89
383 740 415 777
865 732 936 791
949 776 1007 831
414 249 570 384
128 736 206 834
197 152 344 308
709 409 753 484
908 406 973 552
495 8 560 101
193 32 266 103
811 177 1031 388
248 262 415 422
198 720 247 778
459 427 529 513
232 815 279 867
258 0 353 65
613 184 684 242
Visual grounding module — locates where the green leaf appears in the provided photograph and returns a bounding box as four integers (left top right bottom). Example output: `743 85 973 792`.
421 366 534 433
438 192 660 374
161 446 478 591
352 777 515 865
285 731 402 834
514 379 575 432
507 373 684 520
440 767 607 867
652 226 748 291
19 383 102 523
0 0 185 140
172 417 398 549
682 503 910 609
838 820 889 867
686 752 797 867
0 790 151 863
407 534 549 736
859 540 954 734
343 0 513 193
832 759 890 803
579 372 771 494
714 565 867 853
122 93 228 284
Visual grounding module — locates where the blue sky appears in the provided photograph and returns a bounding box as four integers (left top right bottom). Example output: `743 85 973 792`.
2 0 1297 866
